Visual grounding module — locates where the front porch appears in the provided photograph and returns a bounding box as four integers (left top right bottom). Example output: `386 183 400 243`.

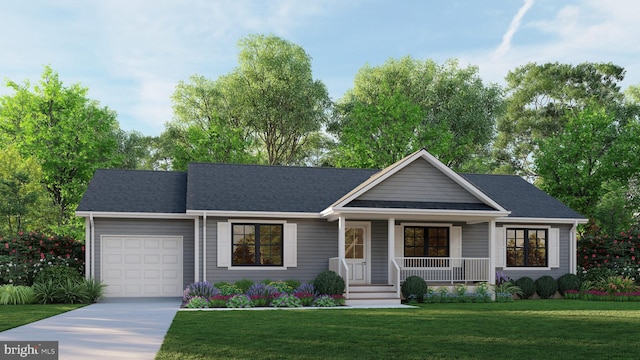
330 256 491 305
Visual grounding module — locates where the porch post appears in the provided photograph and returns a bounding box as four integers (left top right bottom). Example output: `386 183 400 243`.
388 218 395 283
338 216 346 259
488 219 496 285
194 217 200 282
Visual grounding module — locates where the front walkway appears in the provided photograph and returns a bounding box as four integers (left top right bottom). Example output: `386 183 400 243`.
0 297 181 360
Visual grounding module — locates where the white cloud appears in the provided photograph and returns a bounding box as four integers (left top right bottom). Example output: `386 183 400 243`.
493 0 535 59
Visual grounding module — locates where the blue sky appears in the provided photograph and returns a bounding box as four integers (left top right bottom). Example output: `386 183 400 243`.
2 0 639 136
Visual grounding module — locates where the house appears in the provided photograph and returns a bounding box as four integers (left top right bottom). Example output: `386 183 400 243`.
76 149 587 304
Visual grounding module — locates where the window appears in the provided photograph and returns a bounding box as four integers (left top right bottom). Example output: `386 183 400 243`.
232 224 283 266
404 226 449 257
506 228 547 267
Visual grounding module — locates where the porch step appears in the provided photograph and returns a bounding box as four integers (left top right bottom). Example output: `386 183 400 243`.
345 285 401 305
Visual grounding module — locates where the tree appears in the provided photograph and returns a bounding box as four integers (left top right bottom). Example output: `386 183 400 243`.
495 62 628 177
1 66 120 229
162 74 256 171
227 34 331 165
535 104 640 224
0 145 51 235
113 129 156 170
329 57 502 170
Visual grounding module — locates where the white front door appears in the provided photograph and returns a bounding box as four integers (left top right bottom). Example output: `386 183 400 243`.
345 222 371 284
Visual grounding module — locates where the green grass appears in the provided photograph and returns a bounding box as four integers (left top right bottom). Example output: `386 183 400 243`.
0 304 85 332
157 300 640 360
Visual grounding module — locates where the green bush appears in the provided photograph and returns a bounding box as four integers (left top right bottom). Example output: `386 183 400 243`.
401 276 427 302
284 279 301 290
83 278 107 303
535 275 558 299
32 280 60 304
186 297 209 308
217 284 242 296
57 279 89 304
267 280 294 294
234 279 254 293
313 271 345 295
515 277 536 299
557 273 581 296
0 285 35 305
34 265 82 286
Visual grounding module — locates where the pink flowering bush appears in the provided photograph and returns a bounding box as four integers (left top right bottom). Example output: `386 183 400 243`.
578 226 640 283
0 231 84 285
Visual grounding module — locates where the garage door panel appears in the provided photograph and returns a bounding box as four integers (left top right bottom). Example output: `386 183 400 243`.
101 235 183 297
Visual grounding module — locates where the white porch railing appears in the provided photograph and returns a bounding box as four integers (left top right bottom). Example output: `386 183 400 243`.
329 257 349 298
395 257 490 284
390 258 401 298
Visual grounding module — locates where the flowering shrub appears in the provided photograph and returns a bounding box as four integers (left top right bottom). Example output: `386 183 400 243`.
217 284 243 296
293 291 316 306
209 295 233 308
246 283 279 306
578 227 640 283
183 282 219 302
267 280 294 294
0 232 84 286
271 294 302 308
227 294 253 308
331 294 345 306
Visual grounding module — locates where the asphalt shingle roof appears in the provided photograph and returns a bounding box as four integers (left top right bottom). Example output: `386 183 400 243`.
77 169 187 213
77 164 584 220
186 163 377 212
461 173 585 219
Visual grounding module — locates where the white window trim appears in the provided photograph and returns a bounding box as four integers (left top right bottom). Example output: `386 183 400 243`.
218 220 296 270
502 225 553 270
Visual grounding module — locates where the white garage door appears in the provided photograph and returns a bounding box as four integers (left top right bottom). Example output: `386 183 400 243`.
101 235 183 297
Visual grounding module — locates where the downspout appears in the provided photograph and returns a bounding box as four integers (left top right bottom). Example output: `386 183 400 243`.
570 220 578 275
194 217 200 282
203 212 207 282
89 213 95 279
84 216 91 280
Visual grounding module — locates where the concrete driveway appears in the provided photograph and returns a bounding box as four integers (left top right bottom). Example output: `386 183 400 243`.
0 297 181 360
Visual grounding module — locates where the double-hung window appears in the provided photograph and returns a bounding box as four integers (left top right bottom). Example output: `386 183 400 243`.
232 224 283 266
404 226 450 257
506 228 547 267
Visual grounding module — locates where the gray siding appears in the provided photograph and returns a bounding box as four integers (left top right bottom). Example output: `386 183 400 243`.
205 218 339 283
92 218 195 288
370 221 388 284
497 223 572 280
358 160 479 203
461 223 489 258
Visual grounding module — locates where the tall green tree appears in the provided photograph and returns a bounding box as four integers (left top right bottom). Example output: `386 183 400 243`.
329 57 502 170
535 104 640 224
0 66 120 229
0 145 51 235
162 74 256 171
227 34 330 165
495 62 628 177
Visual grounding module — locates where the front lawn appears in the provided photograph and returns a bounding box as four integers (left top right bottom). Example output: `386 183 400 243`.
157 300 640 360
0 304 85 332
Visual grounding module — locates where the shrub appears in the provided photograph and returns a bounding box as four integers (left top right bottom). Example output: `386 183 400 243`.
0 285 35 305
0 231 85 286
267 280 294 294
580 267 617 283
515 277 536 299
313 271 345 295
246 283 279 307
401 276 427 302
186 296 209 308
209 295 232 308
34 265 82 286
227 294 253 308
535 275 558 299
234 279 254 293
474 282 492 303
217 284 242 296
295 283 318 296
597 275 637 294
312 295 337 307
183 282 218 302
578 226 640 281
213 281 230 288
83 278 107 303
293 291 316 306
32 280 60 304
57 279 89 304
285 279 301 290
271 294 302 308
557 273 581 296
494 280 523 298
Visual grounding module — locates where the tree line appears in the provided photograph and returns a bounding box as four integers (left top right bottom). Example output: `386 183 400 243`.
1 34 639 238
